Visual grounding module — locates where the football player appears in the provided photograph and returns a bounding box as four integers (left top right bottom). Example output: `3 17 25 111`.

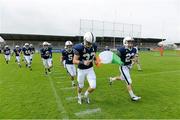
109 37 141 101
3 45 11 64
12 45 22 67
22 43 32 70
29 44 35 64
61 41 76 87
73 32 98 104
40 42 52 75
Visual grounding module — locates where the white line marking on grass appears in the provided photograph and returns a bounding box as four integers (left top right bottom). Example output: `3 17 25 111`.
75 108 101 117
47 76 69 119
66 96 77 101
56 81 71 84
61 87 76 90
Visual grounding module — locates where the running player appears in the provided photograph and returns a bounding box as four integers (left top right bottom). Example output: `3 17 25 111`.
3 45 11 64
109 37 141 101
73 32 98 104
61 41 76 87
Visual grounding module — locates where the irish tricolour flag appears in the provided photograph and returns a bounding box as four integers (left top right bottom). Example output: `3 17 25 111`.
96 51 123 66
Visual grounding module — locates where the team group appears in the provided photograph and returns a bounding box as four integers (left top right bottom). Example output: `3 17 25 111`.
2 32 142 104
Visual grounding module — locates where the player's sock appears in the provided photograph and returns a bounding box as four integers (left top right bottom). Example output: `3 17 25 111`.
84 90 90 97
78 92 82 104
72 81 75 86
109 77 117 83
128 90 136 98
48 68 51 72
111 77 117 81
84 90 90 104
78 92 81 98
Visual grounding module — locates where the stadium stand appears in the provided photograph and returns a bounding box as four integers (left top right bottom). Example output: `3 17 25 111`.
0 33 165 52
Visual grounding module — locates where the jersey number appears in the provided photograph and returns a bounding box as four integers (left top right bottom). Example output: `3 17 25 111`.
125 53 131 62
25 50 30 54
83 52 95 61
68 54 73 61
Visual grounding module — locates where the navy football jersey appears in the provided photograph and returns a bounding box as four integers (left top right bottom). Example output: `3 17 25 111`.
13 48 21 56
30 47 35 54
3 48 11 55
22 47 31 56
62 49 74 64
40 48 52 59
49 47 53 58
73 43 97 69
117 47 137 65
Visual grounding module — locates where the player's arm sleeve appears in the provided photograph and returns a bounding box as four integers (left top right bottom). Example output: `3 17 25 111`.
73 45 84 65
73 45 80 55
116 48 121 57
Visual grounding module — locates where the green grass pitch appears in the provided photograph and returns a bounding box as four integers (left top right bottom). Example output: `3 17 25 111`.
0 50 180 119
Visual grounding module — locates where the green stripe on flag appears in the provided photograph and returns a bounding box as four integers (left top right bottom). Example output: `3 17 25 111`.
112 53 123 65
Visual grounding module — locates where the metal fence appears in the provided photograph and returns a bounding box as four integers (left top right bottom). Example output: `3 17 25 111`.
79 19 142 38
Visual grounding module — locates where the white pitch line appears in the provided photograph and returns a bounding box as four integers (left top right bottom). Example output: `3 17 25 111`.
47 76 69 119
61 87 76 90
75 108 101 117
56 81 71 84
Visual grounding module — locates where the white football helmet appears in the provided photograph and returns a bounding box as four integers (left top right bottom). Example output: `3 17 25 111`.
48 42 51 46
123 36 134 47
25 43 29 46
15 45 19 48
65 41 73 52
5 45 9 48
43 42 49 46
65 41 73 46
83 32 96 48
30 44 33 47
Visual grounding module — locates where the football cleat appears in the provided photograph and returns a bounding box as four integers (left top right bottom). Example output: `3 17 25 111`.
72 83 76 87
84 96 90 104
131 96 141 101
